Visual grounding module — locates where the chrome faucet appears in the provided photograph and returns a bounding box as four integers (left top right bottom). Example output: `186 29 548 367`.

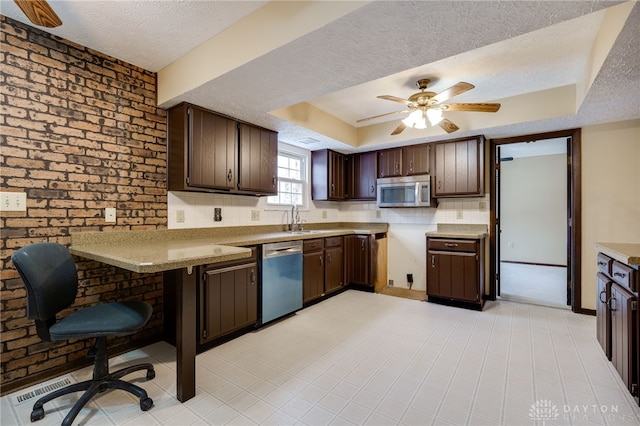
290 205 300 231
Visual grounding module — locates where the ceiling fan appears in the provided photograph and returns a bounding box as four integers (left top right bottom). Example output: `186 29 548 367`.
357 78 500 135
13 0 62 28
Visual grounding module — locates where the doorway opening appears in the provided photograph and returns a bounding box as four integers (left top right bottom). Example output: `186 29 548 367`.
489 129 582 313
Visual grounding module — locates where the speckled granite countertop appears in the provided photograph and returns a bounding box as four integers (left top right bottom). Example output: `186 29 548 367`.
595 243 640 266
70 222 388 273
425 223 488 239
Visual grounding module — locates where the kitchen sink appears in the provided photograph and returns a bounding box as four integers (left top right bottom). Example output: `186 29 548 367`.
289 230 325 235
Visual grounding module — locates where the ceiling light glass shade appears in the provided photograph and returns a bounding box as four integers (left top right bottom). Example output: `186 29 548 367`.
402 109 428 129
427 108 443 125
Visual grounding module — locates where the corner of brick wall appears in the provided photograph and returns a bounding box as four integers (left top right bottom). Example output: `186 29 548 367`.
1 16 167 391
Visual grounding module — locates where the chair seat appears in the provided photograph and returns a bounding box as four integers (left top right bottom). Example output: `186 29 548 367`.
50 301 152 340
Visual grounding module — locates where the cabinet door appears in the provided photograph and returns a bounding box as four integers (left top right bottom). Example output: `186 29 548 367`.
189 106 237 190
329 150 346 199
378 148 402 178
325 246 344 292
403 144 430 176
433 137 483 197
238 123 278 195
597 273 612 359
345 235 370 285
610 283 637 393
200 262 257 343
348 151 377 200
312 149 345 201
303 250 325 303
427 251 479 302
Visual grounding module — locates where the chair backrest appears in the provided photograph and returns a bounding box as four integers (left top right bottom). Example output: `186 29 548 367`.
11 243 78 330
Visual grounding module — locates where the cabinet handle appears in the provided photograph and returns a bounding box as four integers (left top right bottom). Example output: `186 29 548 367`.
331 183 335 195
250 269 256 285
409 160 413 172
327 254 332 264
608 296 617 311
371 185 375 194
361 240 365 251
613 272 626 279
444 243 459 247
319 256 323 267
395 162 399 172
438 180 442 190
227 169 232 182
431 255 435 268
597 261 607 267
272 175 276 186
599 289 607 304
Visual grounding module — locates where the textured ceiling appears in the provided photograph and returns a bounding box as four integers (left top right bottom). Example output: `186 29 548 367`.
1 0 638 152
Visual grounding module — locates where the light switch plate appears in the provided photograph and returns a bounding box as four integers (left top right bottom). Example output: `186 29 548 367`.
0 192 27 212
251 210 260 221
176 210 185 223
105 207 116 223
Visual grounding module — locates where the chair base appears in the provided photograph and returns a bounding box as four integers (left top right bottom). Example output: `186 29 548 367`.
30 338 155 426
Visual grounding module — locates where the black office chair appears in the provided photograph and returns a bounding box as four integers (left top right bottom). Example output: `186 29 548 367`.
11 242 155 426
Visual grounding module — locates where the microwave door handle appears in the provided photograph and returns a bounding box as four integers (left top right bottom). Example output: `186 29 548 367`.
415 182 420 203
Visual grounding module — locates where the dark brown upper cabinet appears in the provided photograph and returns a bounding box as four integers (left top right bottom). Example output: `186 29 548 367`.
167 102 278 196
403 143 431 176
168 103 237 191
346 151 377 200
433 136 484 197
238 123 278 195
311 149 346 200
377 147 403 178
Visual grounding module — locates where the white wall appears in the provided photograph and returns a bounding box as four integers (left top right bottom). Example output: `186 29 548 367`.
168 183 490 292
581 119 640 310
500 154 567 265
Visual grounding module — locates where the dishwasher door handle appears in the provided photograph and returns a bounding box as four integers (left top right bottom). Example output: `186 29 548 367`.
265 247 302 257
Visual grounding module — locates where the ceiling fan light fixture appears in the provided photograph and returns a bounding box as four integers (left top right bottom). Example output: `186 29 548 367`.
427 108 443 126
402 109 428 129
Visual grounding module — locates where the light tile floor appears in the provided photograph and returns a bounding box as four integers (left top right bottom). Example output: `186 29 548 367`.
3 291 640 425
500 263 569 309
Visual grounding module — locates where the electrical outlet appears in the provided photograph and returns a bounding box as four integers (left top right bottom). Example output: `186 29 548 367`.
105 207 116 223
456 210 463 219
0 192 27 212
322 210 327 219
508 242 515 249
176 210 185 223
479 201 487 212
214 208 222 222
388 279 394 287
376 210 381 219
251 210 260 221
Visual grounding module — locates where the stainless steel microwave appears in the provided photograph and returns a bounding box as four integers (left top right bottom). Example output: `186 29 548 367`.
376 175 431 207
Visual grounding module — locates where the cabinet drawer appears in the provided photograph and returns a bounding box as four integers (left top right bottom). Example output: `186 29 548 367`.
325 236 343 248
428 238 477 253
597 253 613 275
303 239 324 252
611 260 638 292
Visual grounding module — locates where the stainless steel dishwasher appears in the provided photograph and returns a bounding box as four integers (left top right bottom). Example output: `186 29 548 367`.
261 240 303 324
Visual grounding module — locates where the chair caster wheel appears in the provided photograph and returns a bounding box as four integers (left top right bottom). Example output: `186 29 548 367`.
146 369 155 380
31 407 45 422
140 397 153 411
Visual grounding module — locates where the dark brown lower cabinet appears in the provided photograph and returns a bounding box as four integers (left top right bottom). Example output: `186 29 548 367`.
325 237 344 293
597 272 612 360
610 282 637 394
303 239 325 303
426 237 484 309
345 235 370 286
199 247 258 345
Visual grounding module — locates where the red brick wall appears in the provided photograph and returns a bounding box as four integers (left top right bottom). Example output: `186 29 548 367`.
1 16 167 393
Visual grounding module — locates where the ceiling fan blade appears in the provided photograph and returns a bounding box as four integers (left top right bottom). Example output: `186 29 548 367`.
390 122 407 135
432 82 474 104
356 110 410 123
443 103 501 112
439 119 459 133
14 0 62 28
377 95 413 106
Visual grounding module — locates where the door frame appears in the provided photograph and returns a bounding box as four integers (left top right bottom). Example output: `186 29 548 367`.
489 128 582 313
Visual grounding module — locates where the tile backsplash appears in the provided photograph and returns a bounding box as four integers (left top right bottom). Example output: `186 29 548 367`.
168 191 490 229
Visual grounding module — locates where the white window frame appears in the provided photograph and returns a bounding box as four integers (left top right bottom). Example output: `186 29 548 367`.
266 143 310 210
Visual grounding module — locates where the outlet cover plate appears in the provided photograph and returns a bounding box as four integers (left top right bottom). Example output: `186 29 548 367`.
0 192 27 212
105 207 116 223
